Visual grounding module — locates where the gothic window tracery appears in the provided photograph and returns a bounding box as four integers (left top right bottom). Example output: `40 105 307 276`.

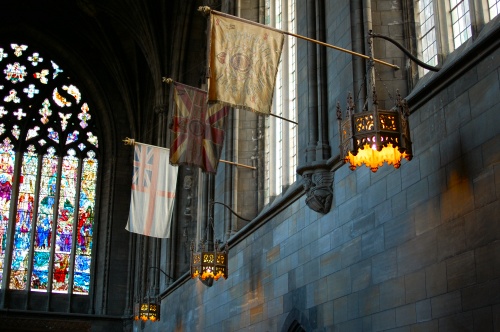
0 42 99 295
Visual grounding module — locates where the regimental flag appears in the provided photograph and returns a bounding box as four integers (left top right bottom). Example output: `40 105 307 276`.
126 143 178 238
208 11 284 115
170 82 229 173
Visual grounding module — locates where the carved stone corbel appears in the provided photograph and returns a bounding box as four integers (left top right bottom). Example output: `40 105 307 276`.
300 168 333 214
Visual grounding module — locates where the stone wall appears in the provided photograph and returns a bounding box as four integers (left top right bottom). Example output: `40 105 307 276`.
151 44 500 332
145 3 500 332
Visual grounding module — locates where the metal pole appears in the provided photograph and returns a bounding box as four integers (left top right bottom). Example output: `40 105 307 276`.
198 6 400 70
123 138 256 170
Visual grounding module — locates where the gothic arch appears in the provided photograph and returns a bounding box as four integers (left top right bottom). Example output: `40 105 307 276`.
281 308 312 332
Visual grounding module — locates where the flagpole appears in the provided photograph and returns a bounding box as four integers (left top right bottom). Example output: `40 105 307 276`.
219 159 256 170
123 137 170 151
163 78 298 125
123 138 256 170
270 113 298 125
198 6 400 70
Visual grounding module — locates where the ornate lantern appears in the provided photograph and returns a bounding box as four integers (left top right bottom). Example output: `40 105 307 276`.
134 296 160 322
138 301 160 322
190 200 235 287
191 240 228 287
133 267 172 322
337 87 412 172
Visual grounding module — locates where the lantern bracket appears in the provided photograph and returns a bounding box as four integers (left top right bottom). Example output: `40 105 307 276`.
368 30 441 72
210 200 252 222
148 266 174 283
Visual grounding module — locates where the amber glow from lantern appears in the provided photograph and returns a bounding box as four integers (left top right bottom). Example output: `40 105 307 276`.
345 143 410 172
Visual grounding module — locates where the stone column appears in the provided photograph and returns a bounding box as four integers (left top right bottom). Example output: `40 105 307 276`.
297 0 333 214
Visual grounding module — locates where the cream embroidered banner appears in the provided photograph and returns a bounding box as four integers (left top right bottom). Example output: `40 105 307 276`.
208 12 284 115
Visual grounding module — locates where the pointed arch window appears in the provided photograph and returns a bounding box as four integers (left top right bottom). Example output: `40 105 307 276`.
0 42 99 295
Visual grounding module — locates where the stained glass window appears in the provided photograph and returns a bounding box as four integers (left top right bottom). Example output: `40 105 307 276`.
0 42 99 295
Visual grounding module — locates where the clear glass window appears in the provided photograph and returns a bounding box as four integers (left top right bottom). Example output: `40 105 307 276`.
418 0 438 71
489 0 500 19
450 0 472 48
265 0 298 200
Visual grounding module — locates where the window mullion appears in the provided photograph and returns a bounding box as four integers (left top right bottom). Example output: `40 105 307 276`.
435 0 453 60
470 0 488 33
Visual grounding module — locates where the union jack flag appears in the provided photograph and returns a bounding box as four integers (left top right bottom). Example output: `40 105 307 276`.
170 82 229 173
126 143 178 238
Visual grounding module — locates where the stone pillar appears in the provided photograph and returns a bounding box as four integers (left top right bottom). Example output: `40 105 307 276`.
297 0 333 214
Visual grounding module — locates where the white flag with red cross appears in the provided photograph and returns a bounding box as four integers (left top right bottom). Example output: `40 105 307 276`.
126 143 178 238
